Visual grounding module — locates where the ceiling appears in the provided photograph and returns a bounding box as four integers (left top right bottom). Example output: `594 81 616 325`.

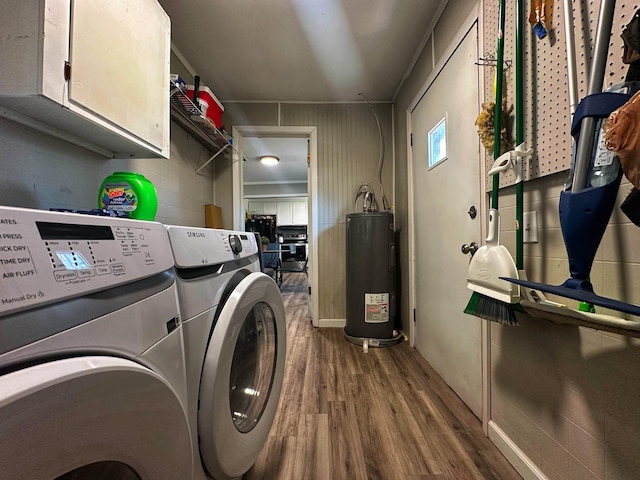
158 0 442 103
159 0 442 185
242 137 309 184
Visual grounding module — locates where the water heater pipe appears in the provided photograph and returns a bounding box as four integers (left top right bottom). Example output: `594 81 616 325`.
359 93 389 211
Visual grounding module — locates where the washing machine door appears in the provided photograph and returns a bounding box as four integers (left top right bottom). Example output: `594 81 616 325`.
198 271 286 480
0 356 193 480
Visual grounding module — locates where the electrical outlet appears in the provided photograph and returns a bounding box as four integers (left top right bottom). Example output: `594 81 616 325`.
523 211 538 243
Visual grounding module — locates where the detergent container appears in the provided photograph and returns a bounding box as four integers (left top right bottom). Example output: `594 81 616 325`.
98 172 158 221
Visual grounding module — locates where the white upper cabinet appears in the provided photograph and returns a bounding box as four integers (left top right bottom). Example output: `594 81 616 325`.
276 202 294 226
247 201 264 214
292 201 308 225
262 201 278 215
276 200 308 225
246 198 308 225
0 0 170 158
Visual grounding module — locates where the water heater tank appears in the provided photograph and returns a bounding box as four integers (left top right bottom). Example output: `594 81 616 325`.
345 212 400 346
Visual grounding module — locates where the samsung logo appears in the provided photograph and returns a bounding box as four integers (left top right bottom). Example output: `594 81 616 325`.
186 231 206 238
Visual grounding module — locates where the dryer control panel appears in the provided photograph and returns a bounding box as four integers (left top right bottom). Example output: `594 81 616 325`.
166 225 257 268
0 206 174 316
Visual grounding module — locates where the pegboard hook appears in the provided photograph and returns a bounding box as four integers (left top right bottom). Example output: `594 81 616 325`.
475 53 512 69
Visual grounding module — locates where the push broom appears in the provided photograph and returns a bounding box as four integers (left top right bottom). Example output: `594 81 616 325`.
465 0 520 326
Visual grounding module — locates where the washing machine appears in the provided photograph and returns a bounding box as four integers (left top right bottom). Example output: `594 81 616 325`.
0 206 193 480
165 225 286 480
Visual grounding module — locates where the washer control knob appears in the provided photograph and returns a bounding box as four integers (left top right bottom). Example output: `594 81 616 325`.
229 235 243 254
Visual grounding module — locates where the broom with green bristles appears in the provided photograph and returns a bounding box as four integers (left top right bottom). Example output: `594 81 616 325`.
464 0 520 325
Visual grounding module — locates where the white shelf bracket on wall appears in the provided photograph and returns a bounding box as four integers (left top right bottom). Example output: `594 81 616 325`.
195 143 230 175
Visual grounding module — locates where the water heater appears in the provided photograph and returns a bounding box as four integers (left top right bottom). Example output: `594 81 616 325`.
345 212 400 346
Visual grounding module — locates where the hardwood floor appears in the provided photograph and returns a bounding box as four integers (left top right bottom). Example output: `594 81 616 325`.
245 273 521 480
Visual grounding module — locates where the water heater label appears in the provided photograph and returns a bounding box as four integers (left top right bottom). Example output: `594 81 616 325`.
364 293 389 323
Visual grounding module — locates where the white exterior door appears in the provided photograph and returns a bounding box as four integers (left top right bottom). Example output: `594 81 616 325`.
410 24 483 417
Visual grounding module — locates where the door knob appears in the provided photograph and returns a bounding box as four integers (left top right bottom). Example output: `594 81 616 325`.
461 242 479 256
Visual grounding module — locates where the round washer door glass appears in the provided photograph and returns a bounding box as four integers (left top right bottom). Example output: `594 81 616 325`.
229 301 278 433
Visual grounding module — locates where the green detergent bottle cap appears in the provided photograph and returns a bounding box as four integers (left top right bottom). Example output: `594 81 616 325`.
98 172 158 221
578 301 596 313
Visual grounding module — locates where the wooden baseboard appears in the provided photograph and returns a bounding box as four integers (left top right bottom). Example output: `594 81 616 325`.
318 319 346 328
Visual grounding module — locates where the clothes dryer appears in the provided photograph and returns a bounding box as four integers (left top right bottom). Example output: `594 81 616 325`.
165 226 286 480
0 206 193 480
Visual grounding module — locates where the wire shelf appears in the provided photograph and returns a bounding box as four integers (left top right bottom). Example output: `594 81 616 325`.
169 81 231 158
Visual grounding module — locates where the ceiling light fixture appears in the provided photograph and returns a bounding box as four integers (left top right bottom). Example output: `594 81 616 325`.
260 155 279 166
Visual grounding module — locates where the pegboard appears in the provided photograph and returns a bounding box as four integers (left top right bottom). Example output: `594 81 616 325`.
481 0 637 190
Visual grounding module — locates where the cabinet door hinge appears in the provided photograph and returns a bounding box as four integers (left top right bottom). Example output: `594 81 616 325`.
64 61 71 81
410 133 413 147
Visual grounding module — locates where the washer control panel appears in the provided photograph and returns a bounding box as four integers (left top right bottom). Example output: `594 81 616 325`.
0 206 174 316
166 226 257 268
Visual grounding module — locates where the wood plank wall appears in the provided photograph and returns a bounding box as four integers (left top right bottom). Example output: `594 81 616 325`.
225 102 393 321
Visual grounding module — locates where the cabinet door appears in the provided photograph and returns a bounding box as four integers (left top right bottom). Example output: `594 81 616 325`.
262 202 277 214
292 201 308 225
69 0 170 151
247 201 263 214
276 203 293 226
0 0 170 158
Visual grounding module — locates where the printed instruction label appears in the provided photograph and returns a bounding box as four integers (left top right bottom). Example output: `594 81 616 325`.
594 124 615 167
1 229 38 308
364 293 389 323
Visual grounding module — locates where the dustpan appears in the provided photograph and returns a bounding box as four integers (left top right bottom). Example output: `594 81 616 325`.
467 208 519 304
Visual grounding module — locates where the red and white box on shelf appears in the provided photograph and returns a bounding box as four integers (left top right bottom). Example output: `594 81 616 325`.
186 85 224 129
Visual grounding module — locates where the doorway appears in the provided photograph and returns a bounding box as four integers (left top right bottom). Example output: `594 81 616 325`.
232 125 319 327
407 21 483 417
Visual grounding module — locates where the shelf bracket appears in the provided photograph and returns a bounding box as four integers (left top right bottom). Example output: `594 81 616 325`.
195 143 230 175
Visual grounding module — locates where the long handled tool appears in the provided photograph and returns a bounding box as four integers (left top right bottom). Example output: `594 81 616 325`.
503 0 640 316
465 0 520 325
515 0 526 276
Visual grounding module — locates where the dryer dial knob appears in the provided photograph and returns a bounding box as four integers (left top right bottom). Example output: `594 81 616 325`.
229 235 243 254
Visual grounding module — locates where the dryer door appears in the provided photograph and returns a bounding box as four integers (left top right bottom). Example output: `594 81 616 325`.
198 272 286 480
0 356 193 480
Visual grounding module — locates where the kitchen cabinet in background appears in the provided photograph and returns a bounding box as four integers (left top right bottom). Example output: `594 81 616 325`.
246 198 308 225
247 201 265 215
261 202 278 215
292 201 307 225
0 0 170 159
276 203 294 226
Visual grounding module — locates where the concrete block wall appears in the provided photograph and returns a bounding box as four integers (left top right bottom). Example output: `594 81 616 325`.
0 116 219 227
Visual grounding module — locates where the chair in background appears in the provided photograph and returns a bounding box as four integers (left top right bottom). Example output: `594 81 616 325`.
253 233 281 286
